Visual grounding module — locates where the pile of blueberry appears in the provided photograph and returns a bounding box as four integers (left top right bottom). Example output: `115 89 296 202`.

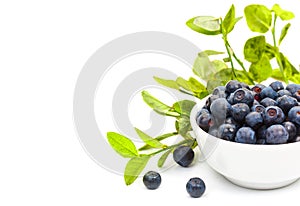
196 80 300 144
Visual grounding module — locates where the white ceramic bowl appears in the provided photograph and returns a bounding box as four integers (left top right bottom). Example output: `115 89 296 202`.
190 100 300 190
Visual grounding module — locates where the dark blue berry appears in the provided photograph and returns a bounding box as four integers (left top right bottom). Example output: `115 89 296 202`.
143 171 161 190
232 88 254 106
251 104 265 113
173 146 194 167
282 121 297 142
288 106 300 126
270 81 284 91
257 125 267 139
252 84 266 94
217 124 236 141
260 97 278 107
260 87 278 100
235 127 256 144
266 124 289 144
293 90 300 101
204 95 219 111
196 110 213 132
277 95 298 114
256 138 266 144
227 93 234 105
286 84 300 95
252 99 260 106
245 112 263 130
277 89 292 97
186 177 206 198
263 106 285 126
210 98 231 125
212 86 227 98
230 103 250 122
225 80 243 93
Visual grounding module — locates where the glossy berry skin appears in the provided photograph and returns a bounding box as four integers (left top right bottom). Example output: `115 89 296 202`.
143 171 161 190
217 123 236 141
270 81 284 91
263 106 285 126
266 124 289 144
232 88 254 106
196 110 213 132
173 146 194 167
245 112 263 130
260 97 278 107
286 84 300 95
293 90 300 102
230 103 250 122
225 80 243 93
288 106 300 126
282 121 297 142
235 127 256 144
210 98 231 125
260 87 278 100
277 95 298 114
277 89 292 97
212 86 227 98
186 177 206 198
252 84 266 94
251 104 265 113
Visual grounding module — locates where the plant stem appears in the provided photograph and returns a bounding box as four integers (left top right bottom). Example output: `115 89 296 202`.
272 15 277 48
138 132 178 151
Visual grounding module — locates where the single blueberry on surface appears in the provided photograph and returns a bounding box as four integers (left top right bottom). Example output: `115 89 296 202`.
232 88 254 106
260 97 278 107
263 106 285 126
186 177 206 198
245 112 263 130
288 106 300 125
282 121 297 142
173 146 194 167
230 103 250 122
143 171 161 190
235 127 256 144
260 87 278 100
266 124 289 144
270 81 284 91
217 123 236 141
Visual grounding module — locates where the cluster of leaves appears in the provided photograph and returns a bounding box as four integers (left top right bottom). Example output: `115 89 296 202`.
106 4 300 186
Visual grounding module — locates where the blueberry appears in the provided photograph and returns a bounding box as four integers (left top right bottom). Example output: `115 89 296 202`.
293 90 300 101
212 86 227 98
286 84 300 95
266 124 289 144
217 124 236 141
232 88 254 106
260 86 278 100
143 171 161 190
260 97 278 107
252 84 266 94
225 80 243 93
204 95 219 111
257 125 267 139
277 89 292 97
173 146 194 167
196 110 213 132
252 99 260 106
251 104 265 113
245 112 263 130
241 82 250 90
270 81 284 91
282 121 297 142
230 103 250 122
256 138 266 144
288 106 300 125
186 177 206 198
235 127 256 144
225 116 241 128
227 93 234 105
210 98 231 125
263 106 285 126
277 95 298 114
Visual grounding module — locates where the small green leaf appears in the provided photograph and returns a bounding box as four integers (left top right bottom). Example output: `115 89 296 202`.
139 132 178 151
157 149 173 168
281 53 299 75
202 50 224 56
271 69 285 81
153 76 180 90
124 156 151 185
186 16 221 35
141 91 180 117
249 54 272 82
193 52 216 79
222 5 242 34
214 68 232 84
134 128 164 149
244 36 266 63
207 79 223 93
235 70 254 85
289 74 300 84
107 132 138 158
279 23 291 45
264 43 276 60
272 4 295 20
212 60 228 71
177 116 191 137
188 77 206 91
244 5 272 33
173 100 196 116
176 77 192 91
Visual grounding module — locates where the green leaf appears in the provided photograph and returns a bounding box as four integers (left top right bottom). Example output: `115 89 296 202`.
271 69 285 81
139 132 178 151
279 23 291 45
107 132 139 158
188 77 206 91
222 5 242 34
244 4 272 33
134 128 164 149
186 16 221 35
289 74 300 84
202 50 224 56
177 115 191 137
153 76 180 90
214 68 232 84
157 149 173 168
141 91 180 117
211 60 228 71
173 100 196 116
281 53 299 75
207 79 223 93
235 70 254 85
124 156 151 185
176 77 193 92
244 36 266 63
193 52 216 79
249 54 272 82
264 43 276 59
272 4 295 20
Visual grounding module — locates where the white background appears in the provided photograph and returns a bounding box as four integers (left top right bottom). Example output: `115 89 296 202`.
1 0 300 205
